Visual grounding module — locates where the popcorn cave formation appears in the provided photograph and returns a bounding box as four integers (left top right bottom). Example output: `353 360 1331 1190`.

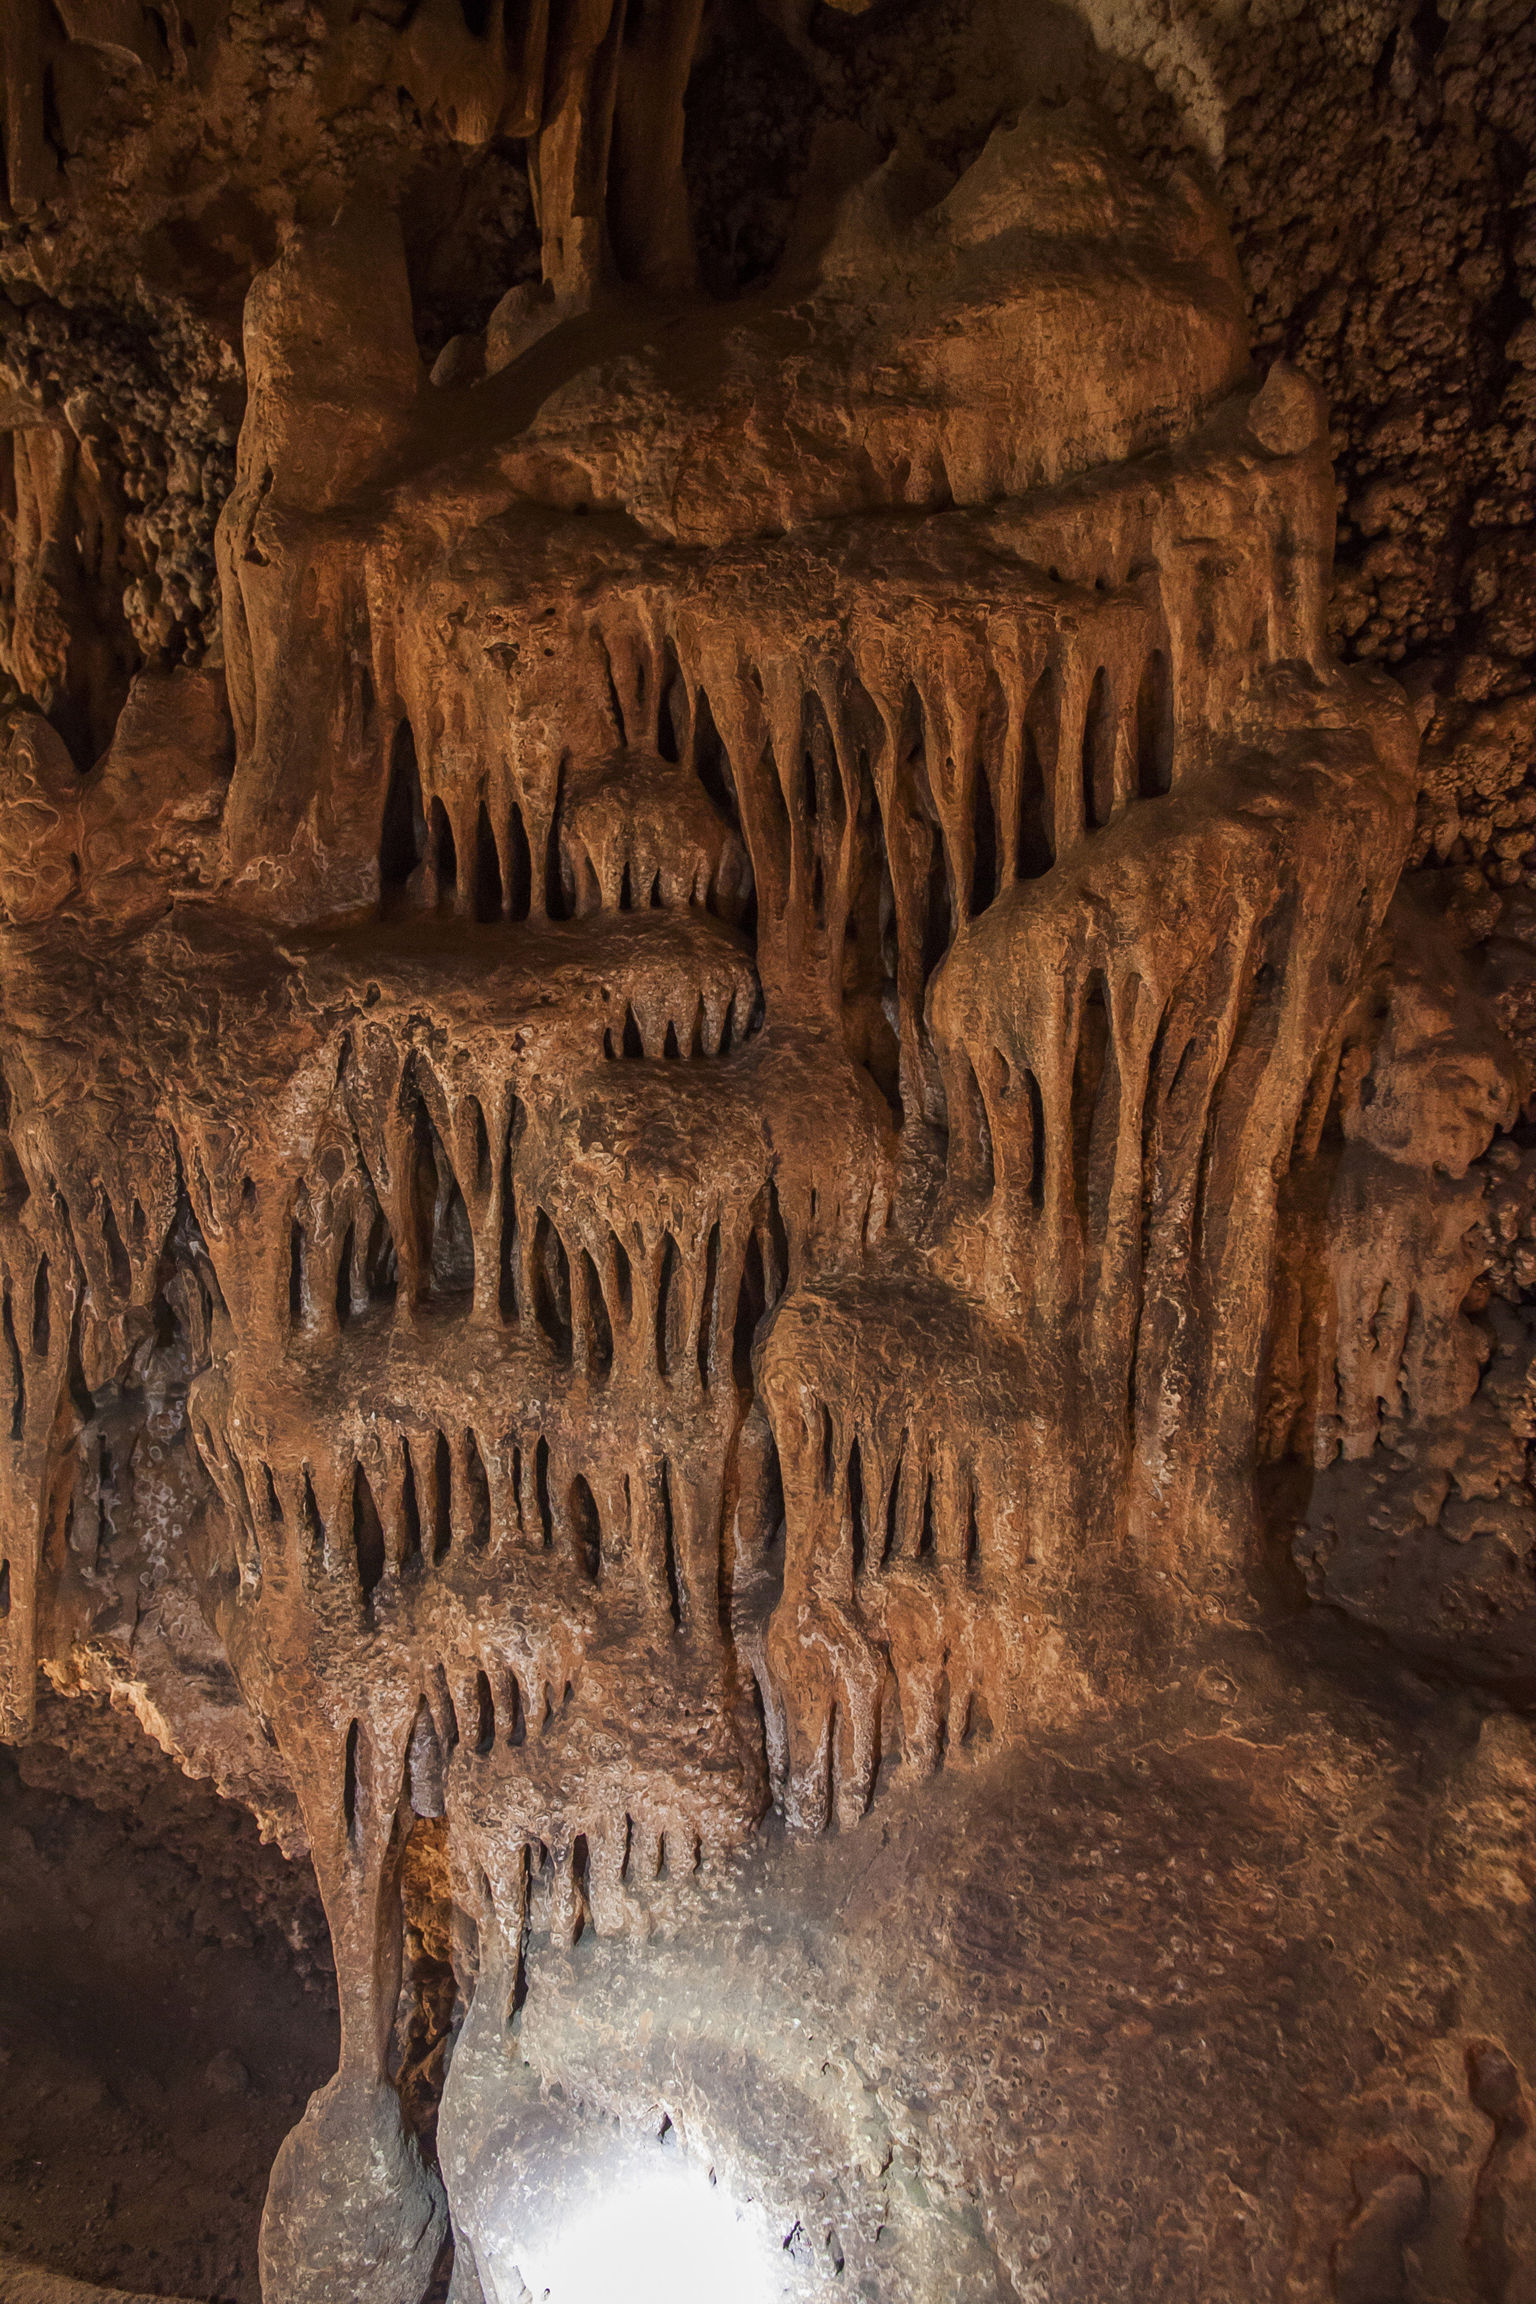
3 5 1536 2302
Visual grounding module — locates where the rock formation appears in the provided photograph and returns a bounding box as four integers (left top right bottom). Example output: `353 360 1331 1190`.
1 6 1536 2303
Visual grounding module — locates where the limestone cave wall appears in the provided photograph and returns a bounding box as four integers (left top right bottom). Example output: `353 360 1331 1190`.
0 7 1534 2304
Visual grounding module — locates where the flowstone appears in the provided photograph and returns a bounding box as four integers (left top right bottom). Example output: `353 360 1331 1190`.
1 21 1532 2303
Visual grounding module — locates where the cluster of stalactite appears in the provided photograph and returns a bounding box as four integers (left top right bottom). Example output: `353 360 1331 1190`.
0 0 717 283
379 562 1191 1122
0 445 1418 1867
0 691 1417 1899
0 0 756 856
1262 886 1524 1473
0 117 1459 2299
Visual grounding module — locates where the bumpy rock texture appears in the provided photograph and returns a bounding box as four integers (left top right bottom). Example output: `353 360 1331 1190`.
1 5 1536 2302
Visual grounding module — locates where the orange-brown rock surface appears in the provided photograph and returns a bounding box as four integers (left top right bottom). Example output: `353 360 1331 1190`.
1 7 1536 2304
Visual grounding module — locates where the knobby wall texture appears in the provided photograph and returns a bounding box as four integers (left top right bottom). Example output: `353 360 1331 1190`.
0 6 1534 2304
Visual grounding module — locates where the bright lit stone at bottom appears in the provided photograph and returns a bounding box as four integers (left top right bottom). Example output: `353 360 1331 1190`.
512 2157 777 2304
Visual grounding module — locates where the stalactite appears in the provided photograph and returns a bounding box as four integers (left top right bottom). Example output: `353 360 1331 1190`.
0 89 1460 2304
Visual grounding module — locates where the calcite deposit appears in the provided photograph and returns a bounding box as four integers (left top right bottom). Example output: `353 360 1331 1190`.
2 7 1536 2304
